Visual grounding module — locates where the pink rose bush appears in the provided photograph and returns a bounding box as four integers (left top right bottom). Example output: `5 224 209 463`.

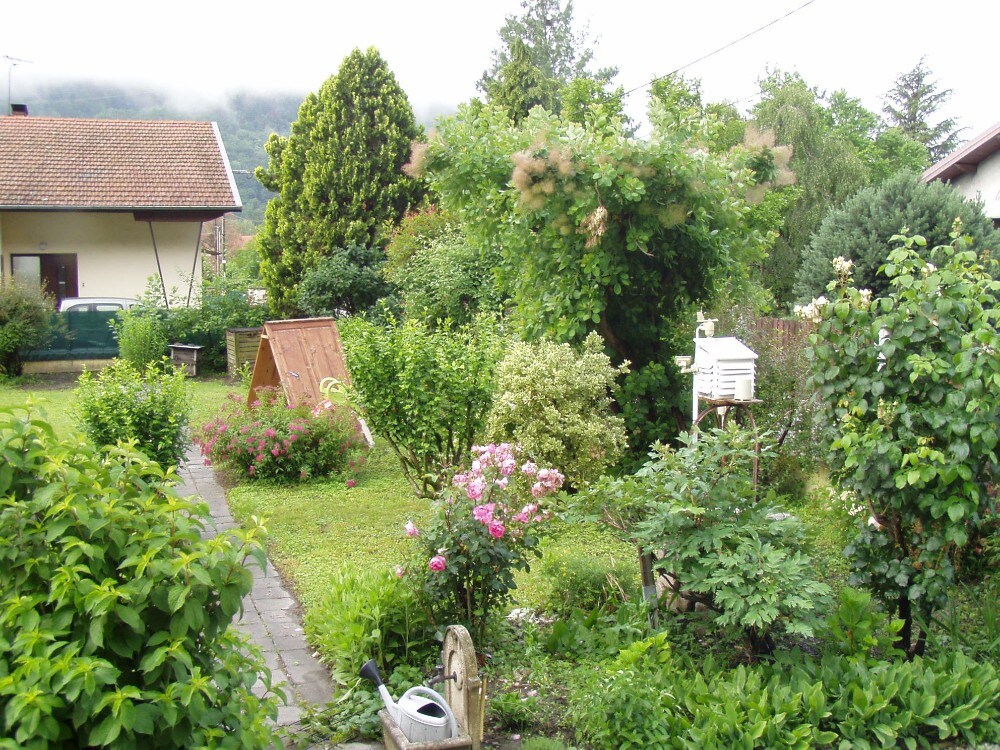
194 387 367 482
405 442 564 636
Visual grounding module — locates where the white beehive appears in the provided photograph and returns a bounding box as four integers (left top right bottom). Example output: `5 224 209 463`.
694 336 758 401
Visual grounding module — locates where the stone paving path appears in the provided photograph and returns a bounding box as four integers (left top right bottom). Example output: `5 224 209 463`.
176 448 382 749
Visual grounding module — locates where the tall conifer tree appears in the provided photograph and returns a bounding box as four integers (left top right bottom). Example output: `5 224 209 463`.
255 47 422 315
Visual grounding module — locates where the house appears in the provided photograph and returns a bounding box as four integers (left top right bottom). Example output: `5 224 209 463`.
0 111 241 307
923 120 1000 227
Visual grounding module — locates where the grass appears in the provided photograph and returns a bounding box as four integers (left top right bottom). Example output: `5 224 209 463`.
226 442 431 609
0 372 239 441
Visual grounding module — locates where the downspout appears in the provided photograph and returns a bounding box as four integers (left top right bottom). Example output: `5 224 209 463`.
148 221 170 311
187 222 203 308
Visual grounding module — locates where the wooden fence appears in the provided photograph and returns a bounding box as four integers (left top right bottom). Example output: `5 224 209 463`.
750 317 813 349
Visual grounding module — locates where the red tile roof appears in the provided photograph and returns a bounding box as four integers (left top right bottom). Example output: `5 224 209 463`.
0 116 241 211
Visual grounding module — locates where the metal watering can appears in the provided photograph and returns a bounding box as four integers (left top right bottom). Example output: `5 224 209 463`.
360 660 459 743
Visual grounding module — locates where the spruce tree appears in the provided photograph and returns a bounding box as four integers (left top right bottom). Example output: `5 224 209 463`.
883 57 964 162
478 0 616 114
255 47 423 316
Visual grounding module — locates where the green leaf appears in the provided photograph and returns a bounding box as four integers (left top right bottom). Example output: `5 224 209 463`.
88 714 122 747
167 585 189 614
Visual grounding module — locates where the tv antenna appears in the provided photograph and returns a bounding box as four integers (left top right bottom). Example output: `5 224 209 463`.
3 55 33 113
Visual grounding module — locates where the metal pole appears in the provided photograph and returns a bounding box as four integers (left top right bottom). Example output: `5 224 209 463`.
148 221 170 311
187 223 203 308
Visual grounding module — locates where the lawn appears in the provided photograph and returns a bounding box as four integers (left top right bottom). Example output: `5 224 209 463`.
0 372 240 440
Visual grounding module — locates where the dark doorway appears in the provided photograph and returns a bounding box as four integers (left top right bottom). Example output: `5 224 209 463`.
10 254 79 303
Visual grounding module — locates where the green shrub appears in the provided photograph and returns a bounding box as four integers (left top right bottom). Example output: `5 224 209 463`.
491 691 541 730
140 273 269 373
810 232 1000 656
383 209 503 326
115 310 167 369
795 171 1000 302
0 279 54 375
303 564 434 686
487 333 629 489
298 244 391 318
584 427 830 655
542 603 650 661
341 314 505 497
75 359 191 467
540 547 639 618
195 387 367 482
0 410 281 749
301 665 425 744
570 632 1000 749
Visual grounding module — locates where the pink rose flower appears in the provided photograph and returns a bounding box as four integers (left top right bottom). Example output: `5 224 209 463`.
405 520 419 537
467 476 486 501
395 566 405 579
521 461 538 476
429 555 447 572
531 482 545 498
472 503 495 524
346 479 357 489
488 521 505 539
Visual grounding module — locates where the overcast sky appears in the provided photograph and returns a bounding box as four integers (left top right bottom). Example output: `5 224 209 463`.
3 0 997 146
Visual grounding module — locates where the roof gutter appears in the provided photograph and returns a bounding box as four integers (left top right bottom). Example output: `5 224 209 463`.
212 121 243 210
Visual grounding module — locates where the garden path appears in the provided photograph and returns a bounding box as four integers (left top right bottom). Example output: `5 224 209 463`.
177 447 382 750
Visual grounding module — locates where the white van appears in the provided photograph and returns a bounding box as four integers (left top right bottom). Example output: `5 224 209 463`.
58 297 139 313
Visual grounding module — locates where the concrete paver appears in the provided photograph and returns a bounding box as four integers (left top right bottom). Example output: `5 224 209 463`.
177 447 381 749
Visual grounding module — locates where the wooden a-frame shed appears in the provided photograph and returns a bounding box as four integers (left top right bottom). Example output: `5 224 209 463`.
247 317 353 408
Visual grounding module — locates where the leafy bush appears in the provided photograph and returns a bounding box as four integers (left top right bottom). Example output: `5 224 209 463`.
570 631 1000 749
138 273 269 373
795 171 1000 302
194 387 366 482
0 279 54 375
114 309 168 369
585 427 830 654
341 314 505 497
75 359 191 467
542 602 650 661
491 691 541 731
383 210 503 326
298 244 392 318
540 546 639 618
405 443 563 638
810 232 1000 656
487 332 629 489
0 410 281 748
301 665 425 744
303 564 434 687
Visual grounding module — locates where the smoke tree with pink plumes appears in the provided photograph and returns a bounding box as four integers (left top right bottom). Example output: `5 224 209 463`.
401 442 564 638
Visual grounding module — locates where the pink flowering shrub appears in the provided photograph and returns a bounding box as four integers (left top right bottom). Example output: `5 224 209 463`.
194 387 367 482
404 443 564 636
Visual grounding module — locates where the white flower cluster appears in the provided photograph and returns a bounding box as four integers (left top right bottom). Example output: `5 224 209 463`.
832 256 854 275
793 295 829 323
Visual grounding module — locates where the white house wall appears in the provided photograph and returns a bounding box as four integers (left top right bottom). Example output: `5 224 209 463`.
0 211 202 301
950 152 1000 221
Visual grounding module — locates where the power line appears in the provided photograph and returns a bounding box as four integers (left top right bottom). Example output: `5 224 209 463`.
620 0 819 99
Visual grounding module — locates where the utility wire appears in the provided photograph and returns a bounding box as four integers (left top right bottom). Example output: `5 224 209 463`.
619 0 819 99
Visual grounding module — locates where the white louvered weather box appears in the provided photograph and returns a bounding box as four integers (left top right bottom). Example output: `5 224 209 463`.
694 337 758 401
